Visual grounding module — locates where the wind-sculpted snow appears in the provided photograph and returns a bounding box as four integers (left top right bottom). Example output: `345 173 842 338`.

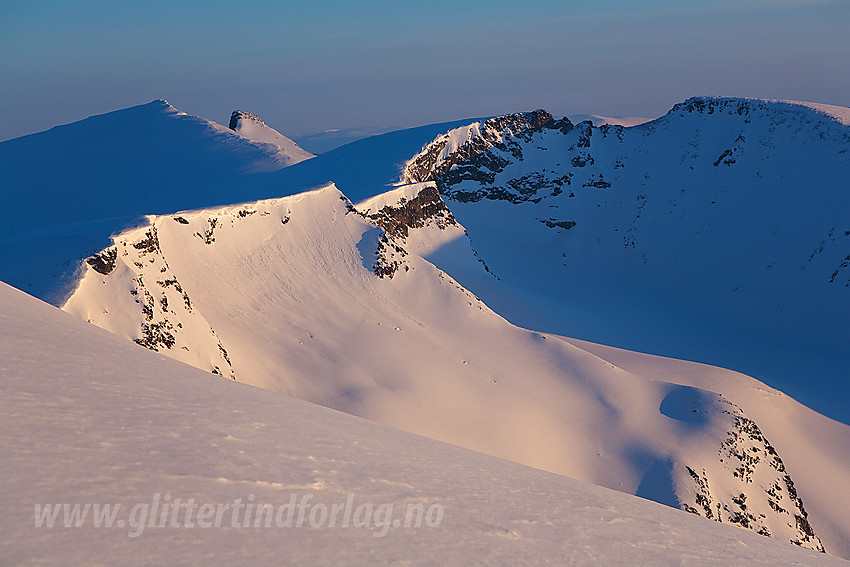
0 101 308 303
63 182 849 555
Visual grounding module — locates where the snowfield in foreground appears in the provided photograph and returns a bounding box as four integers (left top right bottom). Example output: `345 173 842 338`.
1 282 846 566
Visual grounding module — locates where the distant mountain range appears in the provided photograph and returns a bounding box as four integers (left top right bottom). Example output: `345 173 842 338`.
292 126 397 154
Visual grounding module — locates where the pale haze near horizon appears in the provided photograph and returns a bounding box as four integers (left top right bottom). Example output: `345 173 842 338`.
1 0 848 142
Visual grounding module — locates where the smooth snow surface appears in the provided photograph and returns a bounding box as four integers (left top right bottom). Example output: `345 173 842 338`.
2 282 847 566
778 100 850 126
0 100 301 303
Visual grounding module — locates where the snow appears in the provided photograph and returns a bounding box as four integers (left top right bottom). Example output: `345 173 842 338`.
0 100 304 303
568 114 653 127
62 181 850 557
409 96 850 426
0 102 480 303
3 282 847 566
763 99 850 126
4 95 850 561
228 110 315 168
292 126 396 154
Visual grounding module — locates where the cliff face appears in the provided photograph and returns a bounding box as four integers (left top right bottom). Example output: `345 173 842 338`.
228 109 264 131
402 109 565 185
359 185 458 279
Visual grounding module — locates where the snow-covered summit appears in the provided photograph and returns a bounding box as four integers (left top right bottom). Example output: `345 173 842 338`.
228 109 314 167
4 94 850 560
567 113 653 127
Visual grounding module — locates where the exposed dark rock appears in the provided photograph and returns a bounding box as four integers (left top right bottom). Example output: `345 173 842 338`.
583 176 611 189
404 110 557 185
229 110 265 131
571 154 595 168
364 186 458 239
340 195 358 215
134 321 176 351
681 404 824 552
132 228 160 254
373 234 408 279
572 121 594 148
539 219 577 230
713 149 736 166
86 247 117 275
195 218 217 244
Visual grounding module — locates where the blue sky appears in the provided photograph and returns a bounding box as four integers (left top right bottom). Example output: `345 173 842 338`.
1 0 848 141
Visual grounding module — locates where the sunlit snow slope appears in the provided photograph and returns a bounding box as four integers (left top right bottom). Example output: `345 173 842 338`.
3 282 847 566
63 182 850 557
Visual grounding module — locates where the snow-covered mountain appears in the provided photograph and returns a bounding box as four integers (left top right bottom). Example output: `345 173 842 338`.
4 97 850 559
227 109 315 166
0 101 479 304
5 283 845 566
63 180 850 556
0 101 310 303
402 98 850 425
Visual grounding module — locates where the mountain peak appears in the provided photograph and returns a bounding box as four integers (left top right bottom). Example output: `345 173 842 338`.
402 109 566 184
228 109 265 131
226 109 314 167
667 96 850 127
